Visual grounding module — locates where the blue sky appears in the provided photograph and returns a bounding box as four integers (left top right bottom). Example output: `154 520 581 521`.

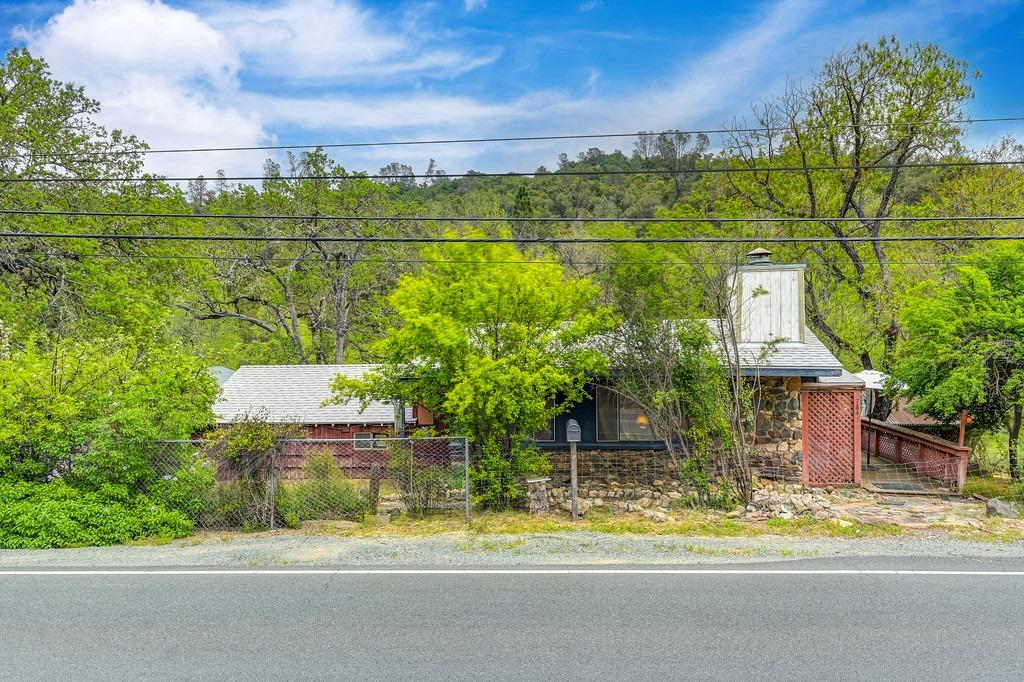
3 0 1024 177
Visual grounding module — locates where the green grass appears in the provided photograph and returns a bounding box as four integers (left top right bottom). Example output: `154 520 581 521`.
321 509 905 540
764 516 905 538
964 474 1016 499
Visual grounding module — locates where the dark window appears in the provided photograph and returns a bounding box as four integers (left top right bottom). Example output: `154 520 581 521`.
595 386 655 442
533 398 556 442
353 432 377 450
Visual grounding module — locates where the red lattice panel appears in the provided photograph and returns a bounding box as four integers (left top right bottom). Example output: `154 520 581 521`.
803 391 859 485
861 423 963 488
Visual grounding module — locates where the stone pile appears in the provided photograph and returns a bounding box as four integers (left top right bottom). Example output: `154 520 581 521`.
546 479 693 522
746 481 872 521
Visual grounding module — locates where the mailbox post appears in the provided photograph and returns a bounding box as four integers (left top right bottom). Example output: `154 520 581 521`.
566 419 582 521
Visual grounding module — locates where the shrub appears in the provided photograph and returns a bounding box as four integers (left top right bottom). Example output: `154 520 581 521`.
471 444 550 509
195 478 274 529
275 452 367 525
148 456 217 519
0 481 192 548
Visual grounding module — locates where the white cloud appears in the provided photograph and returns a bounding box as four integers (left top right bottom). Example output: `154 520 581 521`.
12 0 1015 182
16 0 266 176
13 0 507 176
464 0 487 12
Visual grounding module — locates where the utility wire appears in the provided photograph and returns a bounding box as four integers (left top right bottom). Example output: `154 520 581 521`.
64 251 995 267
1 208 1023 224
7 116 1022 159
3 231 1022 245
6 158 1024 184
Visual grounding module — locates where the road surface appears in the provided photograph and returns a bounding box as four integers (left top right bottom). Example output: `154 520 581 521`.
2 557 1023 680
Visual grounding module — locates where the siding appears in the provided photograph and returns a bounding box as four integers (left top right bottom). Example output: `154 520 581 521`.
737 267 804 343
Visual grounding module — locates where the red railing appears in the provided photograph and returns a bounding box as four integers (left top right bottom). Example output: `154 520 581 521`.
860 419 970 493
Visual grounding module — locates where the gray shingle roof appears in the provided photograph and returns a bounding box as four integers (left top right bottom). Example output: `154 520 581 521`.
214 364 394 425
699 321 844 376
730 326 845 377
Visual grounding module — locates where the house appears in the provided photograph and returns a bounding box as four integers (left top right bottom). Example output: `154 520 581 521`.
214 364 434 477
214 250 864 487
540 249 865 487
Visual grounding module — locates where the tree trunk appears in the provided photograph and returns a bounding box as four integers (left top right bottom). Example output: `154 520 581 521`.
1009 404 1022 483
333 255 353 364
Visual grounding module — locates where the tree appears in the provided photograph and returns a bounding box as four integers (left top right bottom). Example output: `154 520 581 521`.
718 36 975 370
0 49 191 343
190 150 417 364
332 239 613 507
890 244 1024 481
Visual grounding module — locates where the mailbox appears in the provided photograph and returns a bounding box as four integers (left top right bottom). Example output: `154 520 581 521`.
566 419 582 443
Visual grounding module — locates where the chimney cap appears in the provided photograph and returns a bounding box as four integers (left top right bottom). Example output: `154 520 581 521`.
745 247 773 265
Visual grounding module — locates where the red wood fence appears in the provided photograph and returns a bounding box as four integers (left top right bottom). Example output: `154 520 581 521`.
860 420 970 493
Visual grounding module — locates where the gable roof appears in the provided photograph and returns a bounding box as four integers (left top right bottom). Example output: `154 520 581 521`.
214 364 394 425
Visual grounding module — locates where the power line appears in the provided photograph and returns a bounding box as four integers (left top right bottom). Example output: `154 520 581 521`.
9 116 1023 159
3 230 1023 245
3 208 1024 224
6 158 1024 185
65 251 996 267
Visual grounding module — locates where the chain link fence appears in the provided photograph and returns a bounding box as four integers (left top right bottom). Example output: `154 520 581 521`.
153 436 469 530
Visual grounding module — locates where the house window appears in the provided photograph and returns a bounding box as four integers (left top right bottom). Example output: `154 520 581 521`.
595 386 655 442
353 432 377 450
533 398 556 442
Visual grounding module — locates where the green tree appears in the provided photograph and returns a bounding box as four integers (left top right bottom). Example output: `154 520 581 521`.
717 36 975 372
890 244 1024 481
189 150 418 364
332 238 613 506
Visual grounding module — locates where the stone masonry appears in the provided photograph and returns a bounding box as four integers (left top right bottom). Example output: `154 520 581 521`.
750 376 803 481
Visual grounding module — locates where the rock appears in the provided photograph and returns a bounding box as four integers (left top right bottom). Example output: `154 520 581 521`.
667 491 683 500
831 518 854 528
725 510 742 518
986 498 1021 518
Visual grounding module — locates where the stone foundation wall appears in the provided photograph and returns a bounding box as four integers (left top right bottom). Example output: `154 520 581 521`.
545 449 678 487
750 377 803 481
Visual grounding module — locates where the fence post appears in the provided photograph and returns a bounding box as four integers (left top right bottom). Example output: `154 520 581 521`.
268 443 277 530
463 438 471 525
570 440 578 522
368 463 382 515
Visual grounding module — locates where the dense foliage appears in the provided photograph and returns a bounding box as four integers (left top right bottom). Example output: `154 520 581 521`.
332 240 613 507
890 243 1024 480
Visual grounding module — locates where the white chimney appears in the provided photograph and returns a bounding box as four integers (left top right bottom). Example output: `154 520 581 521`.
733 248 806 344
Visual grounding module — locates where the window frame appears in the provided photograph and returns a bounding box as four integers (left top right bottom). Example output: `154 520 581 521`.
352 431 377 451
594 385 655 442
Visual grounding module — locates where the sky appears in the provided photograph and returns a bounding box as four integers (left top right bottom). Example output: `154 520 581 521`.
2 0 1024 178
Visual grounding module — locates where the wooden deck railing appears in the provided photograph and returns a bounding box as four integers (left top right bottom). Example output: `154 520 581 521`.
860 419 970 493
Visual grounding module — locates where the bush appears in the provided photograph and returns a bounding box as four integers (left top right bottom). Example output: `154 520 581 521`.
0 481 192 548
195 478 274 529
471 444 550 509
275 452 367 526
148 455 217 519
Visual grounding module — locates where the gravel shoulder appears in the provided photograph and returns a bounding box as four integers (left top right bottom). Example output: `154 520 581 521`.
3 529 1024 567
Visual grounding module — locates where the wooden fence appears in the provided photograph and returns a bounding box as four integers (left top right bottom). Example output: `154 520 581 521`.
860 420 970 493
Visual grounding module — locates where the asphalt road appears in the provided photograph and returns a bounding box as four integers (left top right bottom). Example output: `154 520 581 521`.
3 558 1024 680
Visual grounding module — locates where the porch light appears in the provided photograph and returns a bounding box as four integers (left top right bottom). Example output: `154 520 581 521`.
635 414 650 427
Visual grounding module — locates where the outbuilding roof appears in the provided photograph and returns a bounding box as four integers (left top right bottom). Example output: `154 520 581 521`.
214 364 393 425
